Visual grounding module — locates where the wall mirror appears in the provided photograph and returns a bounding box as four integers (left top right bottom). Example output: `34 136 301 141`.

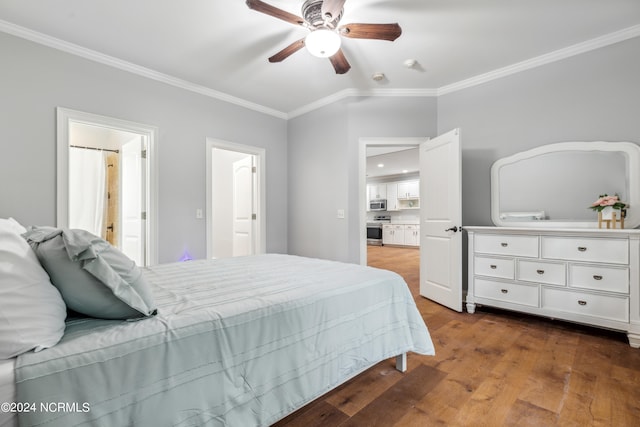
491 141 640 228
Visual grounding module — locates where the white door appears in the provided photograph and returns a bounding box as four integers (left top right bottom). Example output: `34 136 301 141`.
121 136 145 266
419 128 463 311
232 155 254 256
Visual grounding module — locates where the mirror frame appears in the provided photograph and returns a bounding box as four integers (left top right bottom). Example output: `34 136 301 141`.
491 141 640 229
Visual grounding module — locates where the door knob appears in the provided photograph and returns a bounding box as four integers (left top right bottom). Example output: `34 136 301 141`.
445 226 458 232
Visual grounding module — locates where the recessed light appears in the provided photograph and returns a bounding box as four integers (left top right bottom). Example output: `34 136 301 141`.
402 169 408 173
372 72 385 81
377 163 384 168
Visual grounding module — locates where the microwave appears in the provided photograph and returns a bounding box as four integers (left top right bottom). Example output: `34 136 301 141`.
369 199 387 211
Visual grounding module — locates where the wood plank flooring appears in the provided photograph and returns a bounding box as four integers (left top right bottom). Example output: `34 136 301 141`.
274 245 640 426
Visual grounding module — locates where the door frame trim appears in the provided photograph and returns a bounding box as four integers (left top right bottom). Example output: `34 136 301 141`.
56 107 158 265
358 137 427 266
206 138 266 259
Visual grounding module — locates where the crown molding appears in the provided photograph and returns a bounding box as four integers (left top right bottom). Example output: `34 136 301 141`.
287 88 438 119
2 19 639 120
0 20 288 119
437 24 640 96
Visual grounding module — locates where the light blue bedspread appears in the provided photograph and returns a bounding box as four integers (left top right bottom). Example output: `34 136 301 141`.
15 254 434 427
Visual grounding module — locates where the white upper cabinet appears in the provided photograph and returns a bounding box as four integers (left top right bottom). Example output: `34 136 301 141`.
386 183 399 211
368 184 387 200
397 180 419 199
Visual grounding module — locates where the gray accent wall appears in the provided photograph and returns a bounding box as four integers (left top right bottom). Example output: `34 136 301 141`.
288 97 438 263
438 36 640 228
0 32 288 263
288 37 640 263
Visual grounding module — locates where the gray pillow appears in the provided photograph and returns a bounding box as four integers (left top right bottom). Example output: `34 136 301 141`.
23 227 157 320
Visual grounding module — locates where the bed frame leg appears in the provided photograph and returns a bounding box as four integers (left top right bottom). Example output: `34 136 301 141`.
395 353 407 372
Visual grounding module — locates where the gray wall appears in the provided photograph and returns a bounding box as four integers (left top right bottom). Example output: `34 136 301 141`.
3 28 639 266
287 37 640 263
0 32 288 263
288 96 438 263
438 36 640 227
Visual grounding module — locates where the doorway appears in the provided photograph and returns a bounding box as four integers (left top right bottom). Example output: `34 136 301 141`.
359 133 464 312
359 137 426 266
56 108 158 266
206 138 266 259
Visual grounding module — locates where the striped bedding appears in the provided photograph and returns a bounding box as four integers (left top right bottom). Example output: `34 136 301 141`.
15 254 434 427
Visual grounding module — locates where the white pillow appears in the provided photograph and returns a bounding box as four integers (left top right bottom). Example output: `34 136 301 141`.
0 219 67 359
2 217 26 234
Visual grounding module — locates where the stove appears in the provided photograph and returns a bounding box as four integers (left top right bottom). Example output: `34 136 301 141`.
367 215 390 245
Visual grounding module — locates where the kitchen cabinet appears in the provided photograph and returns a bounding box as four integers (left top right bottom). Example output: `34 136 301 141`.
382 224 420 247
382 224 394 245
396 180 420 210
368 184 387 201
367 179 420 211
397 180 419 199
386 183 399 211
383 224 405 245
466 226 640 348
404 225 420 246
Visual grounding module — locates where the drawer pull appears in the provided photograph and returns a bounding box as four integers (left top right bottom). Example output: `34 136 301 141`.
577 246 587 252
578 300 587 306
501 289 508 294
490 265 497 269
501 243 508 247
536 269 545 275
593 275 603 281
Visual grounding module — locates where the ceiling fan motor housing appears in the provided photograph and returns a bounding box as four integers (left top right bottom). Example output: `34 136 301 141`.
302 0 342 28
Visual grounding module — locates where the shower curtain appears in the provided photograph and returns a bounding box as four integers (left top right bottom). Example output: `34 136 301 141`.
69 147 108 237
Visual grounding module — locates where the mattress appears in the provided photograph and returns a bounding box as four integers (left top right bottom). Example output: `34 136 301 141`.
0 358 16 427
14 254 434 427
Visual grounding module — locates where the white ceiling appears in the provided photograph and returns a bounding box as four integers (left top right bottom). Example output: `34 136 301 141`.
70 122 140 151
1 0 639 118
366 147 418 178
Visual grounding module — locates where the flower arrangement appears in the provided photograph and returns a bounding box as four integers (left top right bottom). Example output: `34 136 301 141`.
589 194 627 212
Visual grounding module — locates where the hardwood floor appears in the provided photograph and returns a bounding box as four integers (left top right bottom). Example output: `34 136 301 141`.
274 245 640 426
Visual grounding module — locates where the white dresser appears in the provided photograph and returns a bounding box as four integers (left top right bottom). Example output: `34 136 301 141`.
466 226 640 347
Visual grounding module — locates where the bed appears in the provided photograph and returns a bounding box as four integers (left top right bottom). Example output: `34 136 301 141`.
0 221 434 427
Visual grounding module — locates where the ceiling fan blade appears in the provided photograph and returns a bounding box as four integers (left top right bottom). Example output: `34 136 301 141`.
329 49 351 74
321 0 347 21
339 23 402 41
268 38 306 63
246 0 305 26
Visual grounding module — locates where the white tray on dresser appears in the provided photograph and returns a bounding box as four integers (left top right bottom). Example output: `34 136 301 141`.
466 226 640 348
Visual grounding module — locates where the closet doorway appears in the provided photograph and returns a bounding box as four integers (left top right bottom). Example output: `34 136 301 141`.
56 108 158 266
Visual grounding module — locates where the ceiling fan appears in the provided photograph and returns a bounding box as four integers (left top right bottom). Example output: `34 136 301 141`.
246 0 402 74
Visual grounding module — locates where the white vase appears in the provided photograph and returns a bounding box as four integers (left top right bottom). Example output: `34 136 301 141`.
601 206 615 220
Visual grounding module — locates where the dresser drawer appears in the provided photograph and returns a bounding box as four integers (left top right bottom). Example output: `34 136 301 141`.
569 264 629 294
517 260 566 286
474 234 538 257
474 278 538 307
542 287 629 322
474 256 514 279
541 237 628 265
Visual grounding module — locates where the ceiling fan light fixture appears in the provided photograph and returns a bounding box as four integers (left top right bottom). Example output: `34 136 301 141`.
305 28 341 58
